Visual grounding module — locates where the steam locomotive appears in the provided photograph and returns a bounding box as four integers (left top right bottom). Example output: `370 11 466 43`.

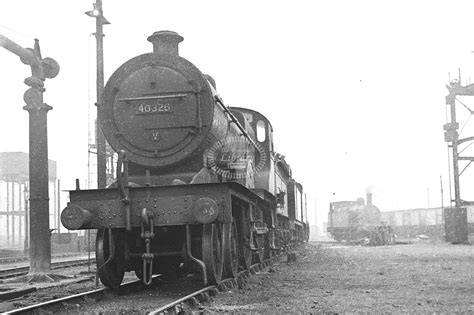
61 31 309 288
327 193 392 244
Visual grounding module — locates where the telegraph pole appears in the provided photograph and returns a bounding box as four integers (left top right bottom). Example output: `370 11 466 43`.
86 0 110 189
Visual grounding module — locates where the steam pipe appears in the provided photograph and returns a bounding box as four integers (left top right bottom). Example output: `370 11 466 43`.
186 225 207 285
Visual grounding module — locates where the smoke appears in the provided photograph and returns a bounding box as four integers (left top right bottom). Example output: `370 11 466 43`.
366 185 375 194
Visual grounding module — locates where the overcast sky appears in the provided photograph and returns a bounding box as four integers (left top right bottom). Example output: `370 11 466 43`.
2 1 474 229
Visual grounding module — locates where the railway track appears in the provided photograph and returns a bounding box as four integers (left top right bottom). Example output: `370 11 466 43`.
3 253 281 314
0 258 96 280
148 260 275 315
0 251 96 264
0 256 28 265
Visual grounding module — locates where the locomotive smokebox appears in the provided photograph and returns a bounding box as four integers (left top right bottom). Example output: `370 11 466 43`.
147 30 183 55
100 29 235 169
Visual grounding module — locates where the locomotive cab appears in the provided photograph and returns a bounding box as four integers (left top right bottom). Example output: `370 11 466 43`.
229 107 309 245
229 108 274 192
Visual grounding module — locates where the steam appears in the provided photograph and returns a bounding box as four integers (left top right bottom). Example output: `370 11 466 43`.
365 185 375 194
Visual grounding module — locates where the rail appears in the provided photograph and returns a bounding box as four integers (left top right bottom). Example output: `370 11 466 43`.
2 276 156 315
0 257 96 280
3 252 283 314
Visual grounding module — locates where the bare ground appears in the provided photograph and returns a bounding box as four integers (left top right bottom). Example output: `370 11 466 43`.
1 241 473 313
0 268 204 314
203 241 474 313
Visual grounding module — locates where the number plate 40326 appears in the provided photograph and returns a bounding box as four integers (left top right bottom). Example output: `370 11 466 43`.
136 103 174 115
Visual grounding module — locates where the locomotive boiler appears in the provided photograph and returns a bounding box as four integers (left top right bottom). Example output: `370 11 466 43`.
61 31 309 288
99 31 255 185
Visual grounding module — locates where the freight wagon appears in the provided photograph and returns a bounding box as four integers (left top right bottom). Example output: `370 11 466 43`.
380 206 474 240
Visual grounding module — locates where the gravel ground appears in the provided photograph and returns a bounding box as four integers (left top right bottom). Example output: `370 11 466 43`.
203 241 474 313
0 265 99 313
1 266 205 314
2 241 473 313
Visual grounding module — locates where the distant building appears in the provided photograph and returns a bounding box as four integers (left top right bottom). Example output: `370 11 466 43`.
0 152 57 248
0 151 56 182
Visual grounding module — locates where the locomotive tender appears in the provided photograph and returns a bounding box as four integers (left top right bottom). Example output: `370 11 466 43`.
61 31 309 288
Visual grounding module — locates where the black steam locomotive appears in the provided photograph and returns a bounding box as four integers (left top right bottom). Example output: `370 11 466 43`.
327 193 392 245
61 31 309 288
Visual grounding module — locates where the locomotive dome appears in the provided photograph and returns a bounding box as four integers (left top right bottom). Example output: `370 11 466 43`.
99 31 216 168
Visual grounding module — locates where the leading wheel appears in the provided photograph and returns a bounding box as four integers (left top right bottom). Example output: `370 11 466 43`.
223 219 238 278
202 223 223 284
96 228 125 289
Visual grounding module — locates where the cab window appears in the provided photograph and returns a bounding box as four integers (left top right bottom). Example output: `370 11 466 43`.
256 120 266 142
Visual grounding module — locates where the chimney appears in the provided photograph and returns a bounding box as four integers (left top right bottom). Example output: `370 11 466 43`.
366 193 373 205
147 31 183 55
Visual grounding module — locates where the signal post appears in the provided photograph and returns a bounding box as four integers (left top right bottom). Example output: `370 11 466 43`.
444 81 471 244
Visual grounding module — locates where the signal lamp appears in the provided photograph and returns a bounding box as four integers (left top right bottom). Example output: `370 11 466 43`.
85 3 110 25
85 4 100 17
